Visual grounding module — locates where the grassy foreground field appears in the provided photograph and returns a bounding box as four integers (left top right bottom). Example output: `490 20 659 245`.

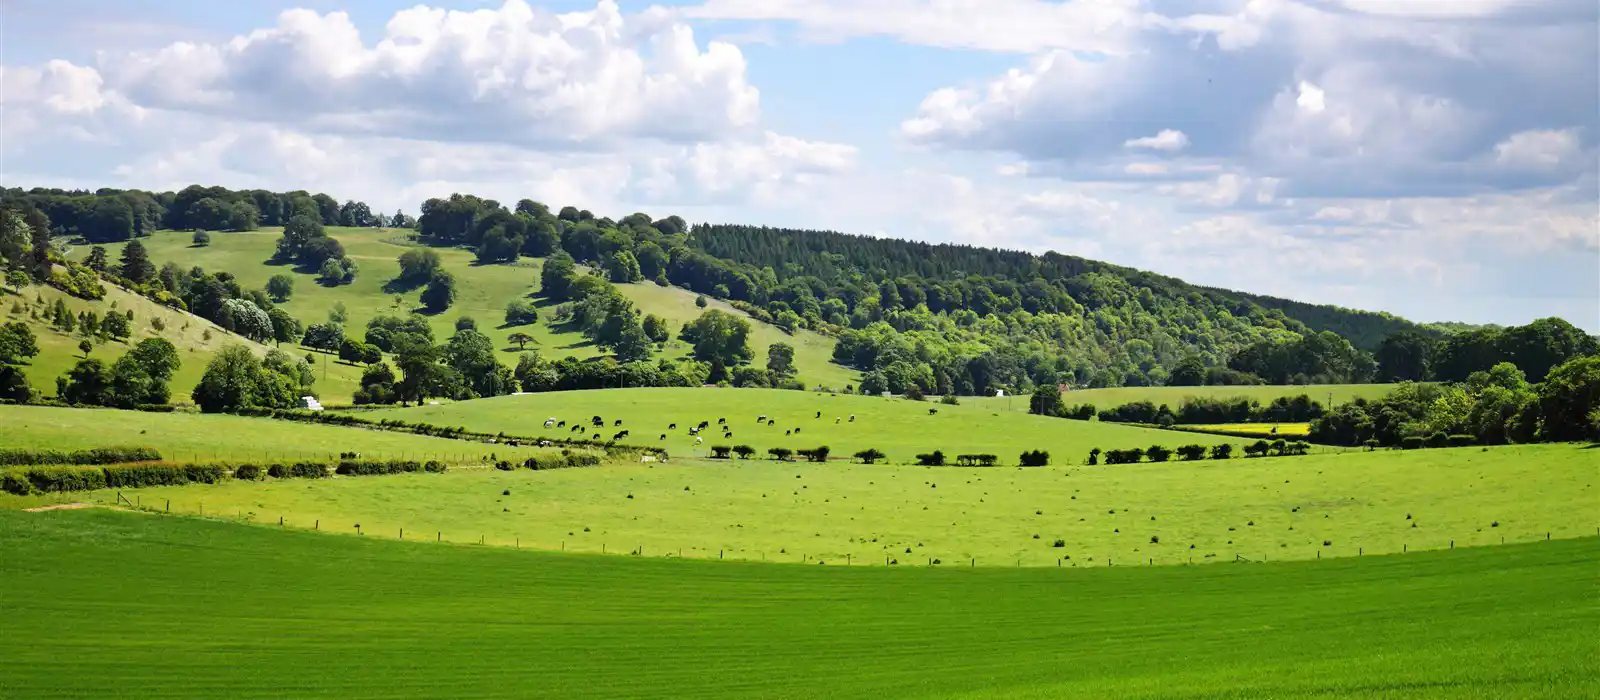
0 405 557 465
27 442 1596 567
1 508 1594 698
360 387 1263 463
75 228 857 395
965 383 1408 414
1180 423 1313 438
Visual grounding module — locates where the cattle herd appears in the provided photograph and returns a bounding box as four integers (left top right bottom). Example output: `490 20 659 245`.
533 411 862 448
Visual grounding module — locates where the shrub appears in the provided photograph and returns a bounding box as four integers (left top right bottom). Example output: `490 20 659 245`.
915 451 945 466
0 446 162 466
731 445 755 459
768 447 793 461
940 394 960 406
182 464 227 484
2 472 32 495
1019 449 1050 467
853 448 885 464
1176 444 1208 461
1146 445 1173 462
1447 434 1475 447
192 231 211 246
494 460 515 471
1400 436 1426 450
1426 431 1450 448
102 464 188 488
795 446 831 463
1285 441 1311 456
289 462 329 478
233 464 263 480
1210 443 1233 460
1087 448 1100 465
710 446 732 459
424 460 447 473
21 466 107 493
1052 539 1065 548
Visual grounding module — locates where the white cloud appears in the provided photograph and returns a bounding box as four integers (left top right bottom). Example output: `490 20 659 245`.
66 0 760 148
1123 129 1189 151
1493 128 1582 170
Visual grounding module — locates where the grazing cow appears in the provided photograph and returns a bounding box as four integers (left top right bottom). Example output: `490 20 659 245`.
929 408 938 415
660 434 667 440
571 425 582 433
614 419 623 427
698 420 710 429
538 440 552 447
849 414 856 422
785 429 791 436
717 417 726 425
544 419 555 428
767 419 775 426
836 417 841 424
758 414 767 421
591 416 604 427
557 420 566 427
794 427 801 434
695 437 703 444
816 411 821 419
725 432 733 438
592 433 602 440
613 431 624 440
668 423 677 430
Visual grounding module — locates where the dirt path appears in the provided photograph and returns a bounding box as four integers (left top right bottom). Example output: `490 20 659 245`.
23 502 96 512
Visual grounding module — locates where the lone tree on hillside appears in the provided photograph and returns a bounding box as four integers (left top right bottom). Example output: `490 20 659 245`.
420 270 456 313
266 274 295 302
119 240 155 284
507 332 534 350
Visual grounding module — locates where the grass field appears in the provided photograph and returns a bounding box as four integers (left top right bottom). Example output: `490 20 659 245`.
1 508 1594 698
359 387 1265 463
72 228 856 397
18 441 1595 567
965 383 1409 414
1179 423 1313 438
0 405 558 465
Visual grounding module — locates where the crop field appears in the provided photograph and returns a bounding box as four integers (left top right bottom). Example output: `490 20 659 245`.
0 508 1594 699
1179 423 1313 438
20 441 1594 567
74 228 855 398
0 405 556 466
359 387 1265 463
965 383 1409 413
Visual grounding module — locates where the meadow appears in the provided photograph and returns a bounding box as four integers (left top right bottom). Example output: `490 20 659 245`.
1179 423 1313 438
358 387 1263 463
19 441 1594 567
0 507 1593 698
71 228 856 399
0 405 556 465
964 383 1408 413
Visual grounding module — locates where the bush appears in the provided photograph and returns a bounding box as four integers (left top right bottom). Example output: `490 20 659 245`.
233 464 263 480
103 464 188 488
20 466 107 493
1086 448 1100 465
1019 449 1050 467
1176 444 1208 461
1447 434 1475 447
940 394 960 406
710 445 732 459
768 447 793 461
1052 539 1065 548
424 461 447 473
1400 436 1426 450
853 448 885 464
915 450 945 466
795 446 831 463
192 231 211 246
955 454 998 467
1146 445 1172 463
335 460 425 476
1209 443 1233 460
2 472 32 495
0 446 162 466
289 462 329 478
1426 431 1450 448
731 445 755 459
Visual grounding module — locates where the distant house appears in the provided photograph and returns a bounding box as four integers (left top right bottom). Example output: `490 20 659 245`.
299 396 324 411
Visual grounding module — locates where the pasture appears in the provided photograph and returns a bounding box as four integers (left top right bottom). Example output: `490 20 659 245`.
965 383 1408 413
73 228 855 397
26 442 1596 567
358 387 1262 463
0 405 557 467
1 508 1594 698
1179 423 1313 438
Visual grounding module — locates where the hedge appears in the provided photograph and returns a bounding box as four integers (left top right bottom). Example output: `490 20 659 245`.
915 451 946 466
6 466 108 494
0 447 162 467
335 459 424 476
955 454 998 467
234 464 264 480
254 409 665 458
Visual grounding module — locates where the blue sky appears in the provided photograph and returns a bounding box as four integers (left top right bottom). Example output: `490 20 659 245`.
3 0 1596 330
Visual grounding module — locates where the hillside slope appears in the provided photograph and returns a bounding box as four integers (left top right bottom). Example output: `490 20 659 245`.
75 228 856 395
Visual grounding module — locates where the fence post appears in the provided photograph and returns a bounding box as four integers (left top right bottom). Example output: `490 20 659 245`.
1449 540 1454 549
315 519 318 530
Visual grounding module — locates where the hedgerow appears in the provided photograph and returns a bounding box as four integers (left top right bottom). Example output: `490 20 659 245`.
0 447 161 466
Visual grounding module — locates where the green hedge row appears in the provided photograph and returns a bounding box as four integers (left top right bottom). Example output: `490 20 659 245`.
2 458 454 495
495 454 604 471
251 408 664 457
0 447 162 466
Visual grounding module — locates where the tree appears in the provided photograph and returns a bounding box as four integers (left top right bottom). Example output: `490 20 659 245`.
396 248 442 288
504 299 538 326
611 321 653 364
767 342 796 379
338 256 358 284
192 231 211 247
1376 331 1436 382
192 346 262 413
442 328 512 398
1029 382 1063 416
339 339 382 365
119 239 155 284
99 309 130 341
318 258 345 285
695 294 708 308
0 322 39 364
421 270 456 313
329 302 348 325
642 314 669 343
59 358 111 405
106 338 180 407
679 310 753 370
301 322 345 352
507 332 534 350
85 246 109 272
6 269 29 294
1167 355 1206 386
1538 355 1600 442
540 251 577 299
266 274 295 302
222 299 273 342
606 251 642 283
276 215 325 263
268 308 302 345
352 361 399 405
77 339 94 358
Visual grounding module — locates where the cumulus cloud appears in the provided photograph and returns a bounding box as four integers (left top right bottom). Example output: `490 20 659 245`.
28 0 760 149
1493 129 1582 170
1124 129 1189 151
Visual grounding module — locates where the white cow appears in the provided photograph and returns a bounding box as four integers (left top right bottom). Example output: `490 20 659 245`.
695 436 703 444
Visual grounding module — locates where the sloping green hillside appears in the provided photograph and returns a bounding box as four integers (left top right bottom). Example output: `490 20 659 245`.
75 228 856 397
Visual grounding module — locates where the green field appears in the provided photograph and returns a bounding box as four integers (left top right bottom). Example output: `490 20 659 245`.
21 441 1594 567
0 405 557 466
966 384 1409 414
359 387 1267 463
1 508 1593 698
1180 423 1313 438
72 228 856 399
